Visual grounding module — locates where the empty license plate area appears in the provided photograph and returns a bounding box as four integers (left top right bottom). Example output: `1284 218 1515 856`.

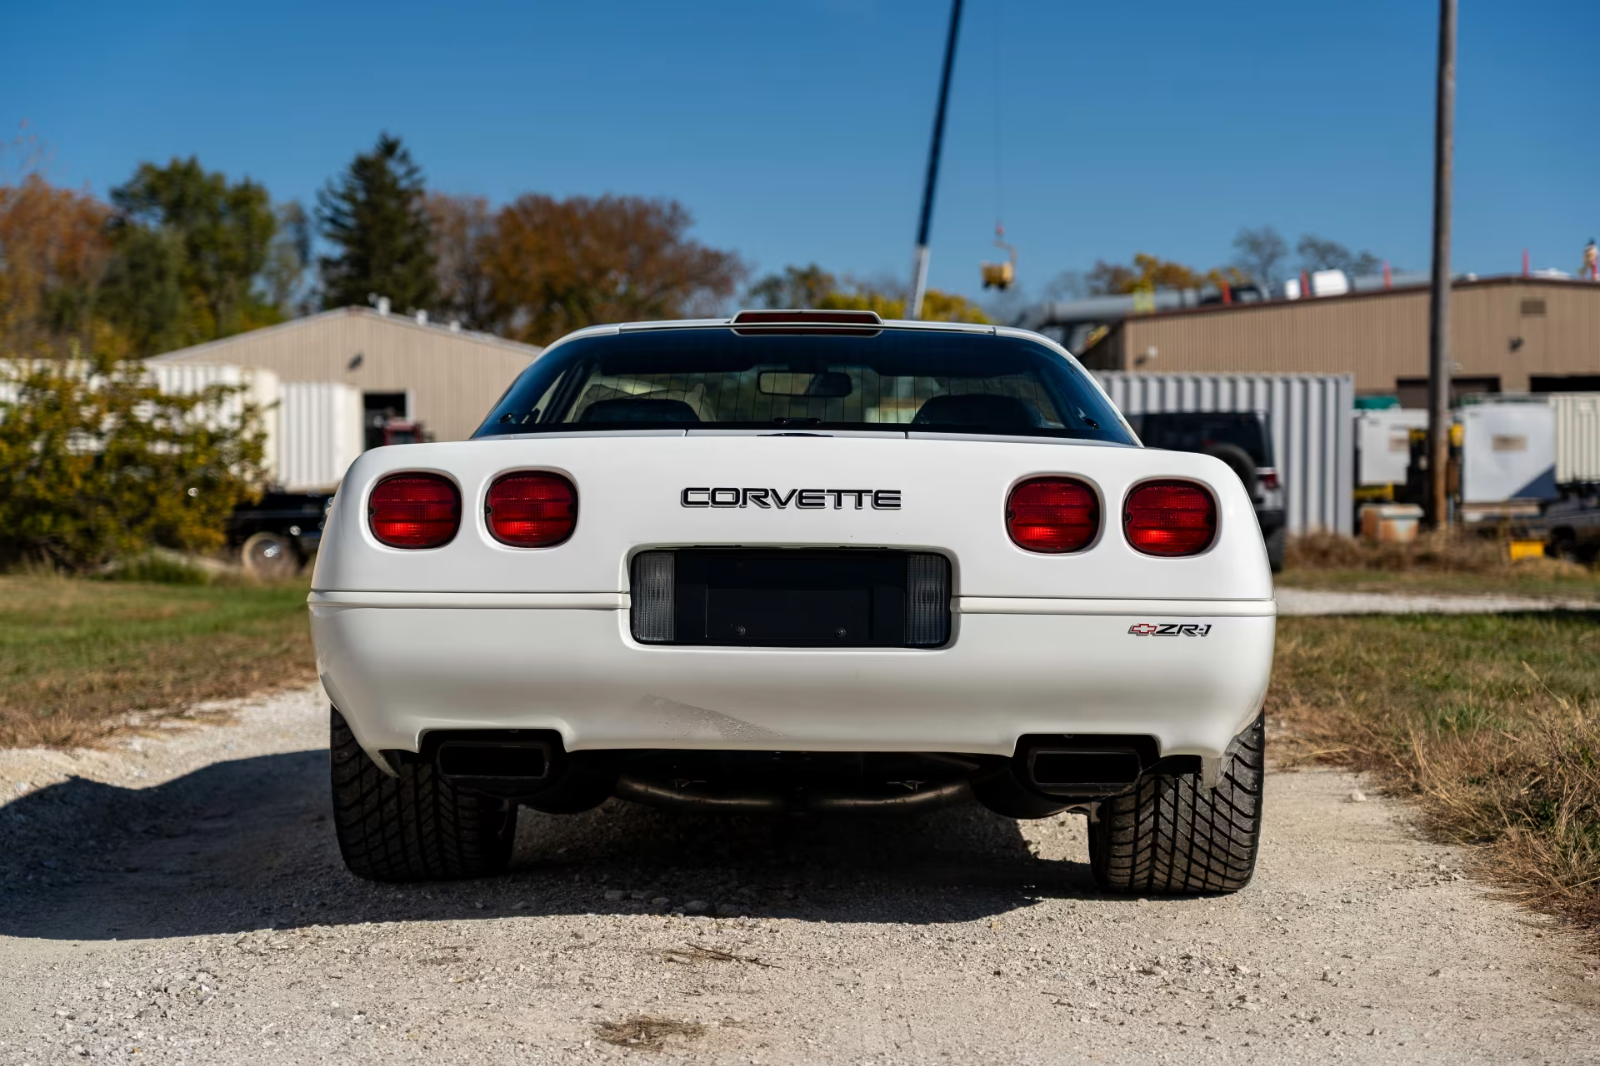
630 549 950 648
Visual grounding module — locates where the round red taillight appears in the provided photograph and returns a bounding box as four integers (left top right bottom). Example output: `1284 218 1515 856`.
1006 477 1100 553
369 474 460 549
487 472 577 547
1125 481 1217 557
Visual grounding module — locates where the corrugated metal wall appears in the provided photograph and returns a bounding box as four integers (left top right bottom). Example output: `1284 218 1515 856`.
279 382 364 492
1095 372 1355 534
148 307 542 442
1551 393 1600 484
1085 279 1600 394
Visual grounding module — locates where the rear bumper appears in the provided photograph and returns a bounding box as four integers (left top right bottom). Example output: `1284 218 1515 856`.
309 594 1275 766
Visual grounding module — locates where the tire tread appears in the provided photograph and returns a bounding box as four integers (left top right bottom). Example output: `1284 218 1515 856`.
329 708 515 882
1090 715 1264 895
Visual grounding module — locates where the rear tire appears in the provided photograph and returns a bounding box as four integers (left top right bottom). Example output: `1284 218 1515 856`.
1089 715 1264 895
329 708 517 882
241 531 301 580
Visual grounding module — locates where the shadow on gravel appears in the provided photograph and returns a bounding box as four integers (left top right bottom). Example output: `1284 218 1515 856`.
0 749 1103 943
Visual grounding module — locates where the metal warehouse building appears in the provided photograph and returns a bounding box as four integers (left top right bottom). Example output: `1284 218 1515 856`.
1059 277 1600 402
147 306 543 444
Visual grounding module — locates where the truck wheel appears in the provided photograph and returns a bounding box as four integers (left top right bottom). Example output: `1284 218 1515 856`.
241 531 300 580
1265 526 1287 573
1089 715 1264 895
329 708 517 882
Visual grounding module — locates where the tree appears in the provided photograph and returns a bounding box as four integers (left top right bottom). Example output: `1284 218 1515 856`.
262 201 314 317
1231 225 1289 288
819 285 990 324
105 157 278 348
485 194 745 344
1087 253 1205 295
318 134 437 312
0 173 116 355
0 357 267 570
746 263 838 309
1296 234 1382 278
426 192 495 329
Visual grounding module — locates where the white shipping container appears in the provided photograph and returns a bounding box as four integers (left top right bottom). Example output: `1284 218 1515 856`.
1356 408 1428 487
1549 393 1600 485
145 363 281 476
1095 372 1355 534
278 382 364 492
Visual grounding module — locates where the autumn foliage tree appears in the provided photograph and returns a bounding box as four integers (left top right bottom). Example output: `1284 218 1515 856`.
0 175 116 356
744 263 990 324
483 194 744 344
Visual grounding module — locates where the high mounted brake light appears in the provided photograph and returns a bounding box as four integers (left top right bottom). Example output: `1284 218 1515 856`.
731 309 883 326
1124 481 1217 557
1006 477 1099 553
729 308 884 336
487 472 577 547
369 474 460 549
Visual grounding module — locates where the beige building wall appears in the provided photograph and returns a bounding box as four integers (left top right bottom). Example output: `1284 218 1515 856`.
147 307 542 442
1085 279 1600 395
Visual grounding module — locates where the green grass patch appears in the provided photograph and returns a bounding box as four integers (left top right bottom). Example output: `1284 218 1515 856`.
1276 566 1600 601
0 575 314 748
1271 611 1600 931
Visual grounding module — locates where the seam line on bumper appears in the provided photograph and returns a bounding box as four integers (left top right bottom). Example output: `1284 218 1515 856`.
957 597 1277 617
309 591 629 610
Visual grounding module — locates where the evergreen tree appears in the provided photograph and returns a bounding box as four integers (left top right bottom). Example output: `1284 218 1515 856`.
317 134 437 312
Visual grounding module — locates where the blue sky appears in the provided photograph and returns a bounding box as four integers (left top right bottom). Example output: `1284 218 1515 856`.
5 0 1597 306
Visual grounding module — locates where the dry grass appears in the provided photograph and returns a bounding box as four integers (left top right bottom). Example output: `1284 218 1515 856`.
1281 530 1600 600
1270 612 1600 932
594 1015 706 1050
0 574 314 748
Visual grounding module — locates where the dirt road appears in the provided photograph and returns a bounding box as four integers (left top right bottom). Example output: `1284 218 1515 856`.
2 687 1597 1065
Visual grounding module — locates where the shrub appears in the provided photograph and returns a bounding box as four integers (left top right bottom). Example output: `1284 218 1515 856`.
0 356 267 571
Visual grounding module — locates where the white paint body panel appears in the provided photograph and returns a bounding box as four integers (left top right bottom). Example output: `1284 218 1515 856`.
309 324 1277 767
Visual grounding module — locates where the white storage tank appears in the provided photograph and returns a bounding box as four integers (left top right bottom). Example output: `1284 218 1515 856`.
143 362 281 477
1460 401 1557 503
1356 408 1428 487
278 382 364 492
1548 393 1600 485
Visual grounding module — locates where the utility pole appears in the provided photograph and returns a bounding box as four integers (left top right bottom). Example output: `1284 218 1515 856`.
908 0 964 321
1426 0 1457 529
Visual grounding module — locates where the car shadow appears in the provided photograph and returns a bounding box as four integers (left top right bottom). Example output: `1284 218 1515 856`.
0 748 1106 943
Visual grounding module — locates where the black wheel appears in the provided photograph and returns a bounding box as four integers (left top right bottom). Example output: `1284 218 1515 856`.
1264 525 1287 573
329 708 517 882
1089 715 1264 895
241 531 301 580
1203 442 1258 496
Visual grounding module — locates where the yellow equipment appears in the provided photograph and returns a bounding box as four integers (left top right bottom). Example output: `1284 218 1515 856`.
981 224 1017 290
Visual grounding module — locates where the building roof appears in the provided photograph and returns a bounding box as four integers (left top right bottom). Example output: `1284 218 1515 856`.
146 305 543 365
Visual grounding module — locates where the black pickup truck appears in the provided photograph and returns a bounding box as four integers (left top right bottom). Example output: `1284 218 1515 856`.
227 492 335 578
1127 411 1288 572
1519 490 1600 564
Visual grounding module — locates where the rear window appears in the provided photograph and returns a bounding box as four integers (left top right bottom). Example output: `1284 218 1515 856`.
1131 412 1273 467
475 327 1134 444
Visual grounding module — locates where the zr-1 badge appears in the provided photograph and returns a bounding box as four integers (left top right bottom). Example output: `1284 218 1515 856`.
1129 623 1213 637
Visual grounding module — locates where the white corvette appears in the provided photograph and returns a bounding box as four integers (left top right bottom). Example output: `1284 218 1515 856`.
310 310 1274 893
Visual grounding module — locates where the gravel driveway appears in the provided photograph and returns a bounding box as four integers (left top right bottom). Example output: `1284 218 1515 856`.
1 686 1597 1065
1276 587 1600 615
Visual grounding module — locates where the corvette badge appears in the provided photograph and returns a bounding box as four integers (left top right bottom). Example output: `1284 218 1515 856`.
1129 623 1212 637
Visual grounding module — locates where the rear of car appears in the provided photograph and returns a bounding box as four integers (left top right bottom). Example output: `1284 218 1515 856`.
311 313 1274 893
1131 411 1287 571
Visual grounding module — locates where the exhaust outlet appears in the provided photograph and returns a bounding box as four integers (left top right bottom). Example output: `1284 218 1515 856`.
1013 734 1162 798
430 734 556 798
